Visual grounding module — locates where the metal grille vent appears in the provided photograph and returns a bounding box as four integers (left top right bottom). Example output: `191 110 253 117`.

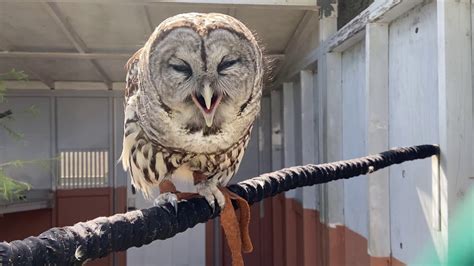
58 150 109 189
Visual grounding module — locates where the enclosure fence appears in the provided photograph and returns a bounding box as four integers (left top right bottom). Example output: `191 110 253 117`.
0 145 439 265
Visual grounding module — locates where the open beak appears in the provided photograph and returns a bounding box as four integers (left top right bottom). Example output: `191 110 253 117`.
192 83 223 127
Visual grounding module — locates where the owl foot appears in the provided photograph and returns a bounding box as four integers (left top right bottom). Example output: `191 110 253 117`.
153 192 179 211
196 181 225 213
155 179 180 212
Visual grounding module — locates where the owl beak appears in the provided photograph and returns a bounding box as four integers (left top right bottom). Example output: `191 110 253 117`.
201 85 215 110
192 85 223 127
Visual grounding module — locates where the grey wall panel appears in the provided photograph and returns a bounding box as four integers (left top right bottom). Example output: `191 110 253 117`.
259 96 272 175
56 97 109 150
232 125 260 184
293 78 302 166
113 98 127 187
0 96 52 189
231 95 271 183
293 77 303 202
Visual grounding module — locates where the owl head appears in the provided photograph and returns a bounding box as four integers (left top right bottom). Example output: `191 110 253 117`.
135 13 263 137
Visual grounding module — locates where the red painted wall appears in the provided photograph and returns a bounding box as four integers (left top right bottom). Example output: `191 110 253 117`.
1 187 127 265
0 209 53 242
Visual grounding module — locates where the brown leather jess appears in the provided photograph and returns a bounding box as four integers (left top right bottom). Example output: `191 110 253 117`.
219 187 253 266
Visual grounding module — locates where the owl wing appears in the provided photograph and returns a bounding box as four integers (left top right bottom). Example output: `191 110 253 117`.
124 48 143 102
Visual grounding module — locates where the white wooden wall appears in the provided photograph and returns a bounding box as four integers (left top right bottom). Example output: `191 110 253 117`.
387 2 440 262
341 41 368 239
276 0 473 264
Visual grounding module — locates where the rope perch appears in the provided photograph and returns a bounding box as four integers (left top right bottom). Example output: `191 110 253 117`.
0 145 439 265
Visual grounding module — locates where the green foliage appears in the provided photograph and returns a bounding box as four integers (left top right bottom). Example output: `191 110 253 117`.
0 168 31 201
0 69 28 103
0 69 35 201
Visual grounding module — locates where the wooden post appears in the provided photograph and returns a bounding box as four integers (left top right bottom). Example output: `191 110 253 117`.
283 82 297 193
324 52 344 266
437 0 473 262
270 90 285 266
299 69 318 266
300 70 317 209
271 89 283 172
365 22 390 264
317 1 345 263
281 82 300 266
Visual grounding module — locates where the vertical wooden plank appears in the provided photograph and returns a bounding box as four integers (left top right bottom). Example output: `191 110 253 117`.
78 151 83 188
365 22 390 261
88 151 91 187
259 97 272 174
300 70 317 209
50 96 57 200
271 89 283 171
97 151 105 187
282 83 296 180
60 152 64 188
437 0 473 262
103 151 106 186
318 4 344 265
432 155 440 231
312 70 321 165
270 91 284 266
105 151 109 187
388 3 439 262
281 82 299 266
68 151 72 189
97 151 100 187
74 151 77 189
92 151 96 188
319 51 345 266
300 69 319 266
325 52 344 224
65 151 68 188
81 151 85 188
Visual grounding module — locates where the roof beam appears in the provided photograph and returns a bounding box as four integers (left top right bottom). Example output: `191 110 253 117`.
0 35 55 88
272 10 315 79
42 2 87 53
42 2 113 89
20 65 55 89
271 10 317 86
283 10 314 55
4 0 317 10
0 51 285 61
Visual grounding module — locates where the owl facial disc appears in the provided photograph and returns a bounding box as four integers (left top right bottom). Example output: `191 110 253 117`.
192 82 223 127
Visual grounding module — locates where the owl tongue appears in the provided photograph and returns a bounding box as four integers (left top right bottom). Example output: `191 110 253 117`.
192 86 222 127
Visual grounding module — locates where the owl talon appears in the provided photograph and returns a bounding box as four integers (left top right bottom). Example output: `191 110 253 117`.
153 192 179 212
196 182 226 213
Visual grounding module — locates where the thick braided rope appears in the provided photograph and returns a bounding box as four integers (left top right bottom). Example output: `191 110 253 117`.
0 145 439 265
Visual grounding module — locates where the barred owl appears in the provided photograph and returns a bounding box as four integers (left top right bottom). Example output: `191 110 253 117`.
121 13 263 210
